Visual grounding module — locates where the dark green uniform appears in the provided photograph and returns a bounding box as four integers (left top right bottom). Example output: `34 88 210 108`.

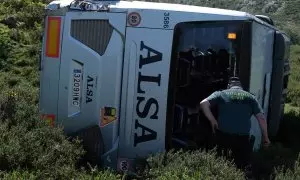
206 87 264 170
206 87 264 135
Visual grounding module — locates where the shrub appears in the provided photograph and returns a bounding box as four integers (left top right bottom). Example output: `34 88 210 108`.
276 105 300 149
275 156 300 180
143 149 245 179
0 24 13 69
0 170 123 180
251 143 298 179
0 89 85 180
0 171 38 180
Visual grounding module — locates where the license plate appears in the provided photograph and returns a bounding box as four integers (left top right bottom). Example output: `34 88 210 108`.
72 69 82 107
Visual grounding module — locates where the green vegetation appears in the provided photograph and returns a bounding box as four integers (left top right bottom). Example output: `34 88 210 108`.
287 45 300 106
0 0 300 179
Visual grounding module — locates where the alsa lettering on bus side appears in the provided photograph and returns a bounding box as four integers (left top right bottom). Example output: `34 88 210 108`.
86 76 94 103
134 41 162 147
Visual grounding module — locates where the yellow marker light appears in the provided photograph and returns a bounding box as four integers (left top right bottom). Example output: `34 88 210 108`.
228 33 237 40
45 16 61 58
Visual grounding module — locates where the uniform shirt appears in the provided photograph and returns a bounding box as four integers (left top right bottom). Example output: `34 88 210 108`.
206 87 264 135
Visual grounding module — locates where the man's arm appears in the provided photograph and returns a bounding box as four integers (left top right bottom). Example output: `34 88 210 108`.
200 92 220 133
255 113 269 142
251 97 271 146
200 100 218 123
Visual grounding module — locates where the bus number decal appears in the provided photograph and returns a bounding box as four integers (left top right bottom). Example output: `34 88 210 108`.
163 12 170 29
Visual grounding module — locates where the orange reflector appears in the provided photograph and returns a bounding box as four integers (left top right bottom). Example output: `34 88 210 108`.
45 16 61 58
41 114 55 127
100 107 117 127
228 33 237 40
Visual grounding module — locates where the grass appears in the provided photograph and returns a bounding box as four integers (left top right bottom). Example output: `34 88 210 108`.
0 0 300 179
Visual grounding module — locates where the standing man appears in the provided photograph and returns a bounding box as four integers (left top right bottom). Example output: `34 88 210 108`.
199 77 271 170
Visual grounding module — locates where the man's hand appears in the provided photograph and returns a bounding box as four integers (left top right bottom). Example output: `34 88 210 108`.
255 113 271 148
262 136 271 148
210 119 219 134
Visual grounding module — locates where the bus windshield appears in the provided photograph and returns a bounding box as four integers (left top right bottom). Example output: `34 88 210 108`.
175 21 246 79
168 20 251 150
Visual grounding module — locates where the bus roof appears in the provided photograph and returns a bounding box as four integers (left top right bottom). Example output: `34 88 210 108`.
111 1 249 17
49 0 248 17
47 0 280 30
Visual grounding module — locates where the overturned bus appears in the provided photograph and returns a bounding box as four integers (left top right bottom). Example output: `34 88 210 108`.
39 0 291 172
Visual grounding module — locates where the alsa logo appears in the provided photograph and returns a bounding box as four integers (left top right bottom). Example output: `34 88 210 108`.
86 76 94 103
134 41 162 147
